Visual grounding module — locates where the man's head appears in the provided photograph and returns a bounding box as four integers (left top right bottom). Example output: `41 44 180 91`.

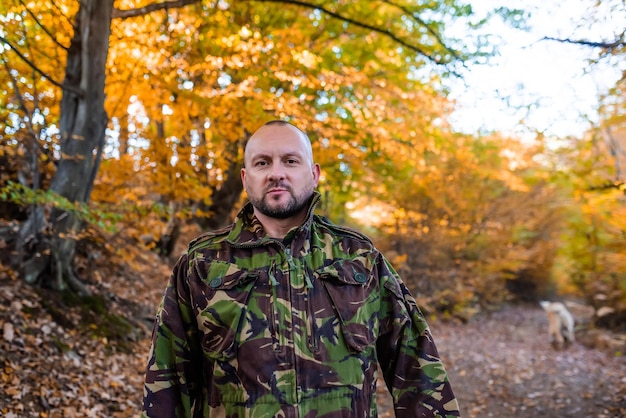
241 120 320 222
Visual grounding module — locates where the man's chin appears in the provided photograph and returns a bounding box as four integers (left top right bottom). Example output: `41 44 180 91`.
264 197 288 209
260 201 305 219
253 193 311 220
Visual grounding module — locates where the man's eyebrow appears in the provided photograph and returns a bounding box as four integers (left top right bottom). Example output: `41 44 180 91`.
248 151 272 161
252 150 304 158
283 151 304 158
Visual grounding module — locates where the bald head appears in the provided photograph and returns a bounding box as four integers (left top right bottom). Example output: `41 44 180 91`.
244 120 314 168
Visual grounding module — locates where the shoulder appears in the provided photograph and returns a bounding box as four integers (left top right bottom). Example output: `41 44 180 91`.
187 224 233 253
313 214 375 247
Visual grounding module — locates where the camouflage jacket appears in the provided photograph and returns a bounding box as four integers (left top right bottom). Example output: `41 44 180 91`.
142 193 460 417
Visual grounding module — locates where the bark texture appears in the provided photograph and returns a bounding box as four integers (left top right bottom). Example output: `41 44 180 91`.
16 0 114 294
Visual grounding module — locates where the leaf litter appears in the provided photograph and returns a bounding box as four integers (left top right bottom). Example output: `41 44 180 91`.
2 246 626 417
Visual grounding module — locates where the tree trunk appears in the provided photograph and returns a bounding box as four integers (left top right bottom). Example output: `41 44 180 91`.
15 0 114 294
200 161 245 230
195 132 249 230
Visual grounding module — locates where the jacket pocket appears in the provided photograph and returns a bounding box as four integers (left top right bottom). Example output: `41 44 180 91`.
316 258 378 353
192 260 261 360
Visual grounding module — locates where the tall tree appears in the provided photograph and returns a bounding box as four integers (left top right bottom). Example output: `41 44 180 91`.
0 0 488 293
8 0 114 294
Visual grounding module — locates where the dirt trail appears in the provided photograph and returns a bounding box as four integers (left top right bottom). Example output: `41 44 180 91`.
376 305 626 417
2 262 626 417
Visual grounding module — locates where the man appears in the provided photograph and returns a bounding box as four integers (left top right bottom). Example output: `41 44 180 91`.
142 120 460 417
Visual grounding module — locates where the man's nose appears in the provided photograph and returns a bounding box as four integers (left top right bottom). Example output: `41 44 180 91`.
268 162 286 180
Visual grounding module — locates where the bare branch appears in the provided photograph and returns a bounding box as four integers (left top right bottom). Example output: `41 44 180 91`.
542 36 626 50
0 35 83 97
18 0 69 51
246 0 435 62
381 0 461 61
112 0 201 19
111 0 460 67
587 181 624 192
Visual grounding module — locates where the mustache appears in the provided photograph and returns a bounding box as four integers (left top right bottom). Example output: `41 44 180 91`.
265 182 292 193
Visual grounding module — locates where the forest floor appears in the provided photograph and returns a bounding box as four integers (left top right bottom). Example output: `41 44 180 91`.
1 238 626 417
376 304 626 418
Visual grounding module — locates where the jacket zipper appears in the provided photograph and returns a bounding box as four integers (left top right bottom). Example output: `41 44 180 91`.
268 260 282 352
284 248 317 352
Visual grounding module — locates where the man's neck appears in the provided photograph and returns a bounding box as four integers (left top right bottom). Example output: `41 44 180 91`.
253 209 307 239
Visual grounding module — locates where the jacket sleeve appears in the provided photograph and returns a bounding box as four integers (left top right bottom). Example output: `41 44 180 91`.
375 255 461 418
141 253 204 417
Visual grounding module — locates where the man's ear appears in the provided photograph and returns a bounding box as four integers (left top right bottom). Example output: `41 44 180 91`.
312 163 321 186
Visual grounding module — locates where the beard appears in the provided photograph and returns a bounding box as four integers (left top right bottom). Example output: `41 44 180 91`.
249 182 314 220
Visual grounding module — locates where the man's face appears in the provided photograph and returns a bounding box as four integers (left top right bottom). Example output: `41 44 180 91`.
241 124 320 220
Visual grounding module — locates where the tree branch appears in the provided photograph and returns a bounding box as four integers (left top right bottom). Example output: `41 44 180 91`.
111 0 460 66
112 0 201 19
587 181 625 192
247 0 435 62
18 0 69 51
0 35 84 97
542 36 626 50
381 0 461 61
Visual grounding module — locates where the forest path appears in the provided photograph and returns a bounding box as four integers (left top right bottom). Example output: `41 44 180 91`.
1 257 625 417
377 304 626 417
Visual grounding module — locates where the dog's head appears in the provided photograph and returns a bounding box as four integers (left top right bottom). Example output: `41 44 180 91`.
539 301 552 311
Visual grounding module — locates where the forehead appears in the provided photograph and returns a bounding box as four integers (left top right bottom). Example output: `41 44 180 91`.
245 124 311 160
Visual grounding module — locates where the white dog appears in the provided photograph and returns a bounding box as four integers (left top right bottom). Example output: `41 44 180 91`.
540 301 575 349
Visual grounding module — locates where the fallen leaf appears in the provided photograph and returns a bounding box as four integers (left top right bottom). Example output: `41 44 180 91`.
3 322 14 342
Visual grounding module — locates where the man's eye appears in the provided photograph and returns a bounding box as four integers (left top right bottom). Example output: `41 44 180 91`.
286 159 298 165
255 161 268 166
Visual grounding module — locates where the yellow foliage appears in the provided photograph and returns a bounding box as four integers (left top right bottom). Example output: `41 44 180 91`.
3 0 625 321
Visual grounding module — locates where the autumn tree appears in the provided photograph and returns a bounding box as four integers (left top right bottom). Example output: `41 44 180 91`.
1 1 112 294
349 125 565 316
0 0 497 293
534 0 626 322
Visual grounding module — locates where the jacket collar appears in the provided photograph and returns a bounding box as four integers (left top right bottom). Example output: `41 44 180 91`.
226 191 321 247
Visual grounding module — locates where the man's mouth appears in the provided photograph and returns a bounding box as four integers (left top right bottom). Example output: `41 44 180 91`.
266 183 290 194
